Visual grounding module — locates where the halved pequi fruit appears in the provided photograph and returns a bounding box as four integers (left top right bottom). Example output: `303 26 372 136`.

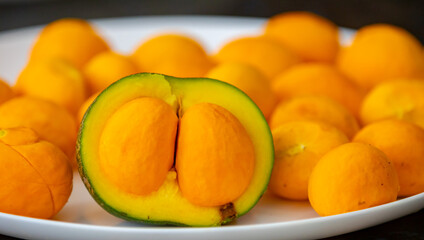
77 73 274 226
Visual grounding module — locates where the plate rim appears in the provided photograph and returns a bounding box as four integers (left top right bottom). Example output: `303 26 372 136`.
0 192 422 232
0 14 422 240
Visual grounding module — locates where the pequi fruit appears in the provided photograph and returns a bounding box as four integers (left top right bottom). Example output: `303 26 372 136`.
206 62 276 119
264 11 340 63
0 78 13 105
269 120 348 200
0 127 73 219
308 142 399 216
77 92 100 123
29 18 109 69
353 119 424 197
77 73 274 226
272 63 365 118
270 96 360 139
132 34 214 78
15 58 87 115
214 36 299 79
336 24 424 90
0 96 77 161
83 51 138 94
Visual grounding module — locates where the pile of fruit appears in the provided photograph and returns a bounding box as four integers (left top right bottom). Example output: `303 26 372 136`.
0 11 423 226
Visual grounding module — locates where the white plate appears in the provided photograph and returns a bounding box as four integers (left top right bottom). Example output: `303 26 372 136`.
0 16 423 240
0 15 354 83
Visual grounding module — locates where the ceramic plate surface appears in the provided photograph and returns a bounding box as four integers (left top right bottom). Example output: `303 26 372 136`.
0 15 422 240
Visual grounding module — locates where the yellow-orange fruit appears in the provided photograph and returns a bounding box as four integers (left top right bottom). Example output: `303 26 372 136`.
272 63 365 117
269 121 348 200
0 127 73 219
30 18 109 69
83 51 138 93
176 103 255 207
0 78 13 105
214 36 299 79
77 92 99 123
15 59 86 115
99 97 178 195
360 79 424 128
337 24 424 90
0 97 77 160
354 119 424 196
264 11 339 63
132 34 213 78
206 62 276 118
308 142 399 216
270 96 360 139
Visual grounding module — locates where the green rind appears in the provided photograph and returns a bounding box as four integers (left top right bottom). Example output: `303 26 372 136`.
77 72 274 226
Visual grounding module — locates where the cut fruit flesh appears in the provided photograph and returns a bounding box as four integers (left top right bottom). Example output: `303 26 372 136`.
99 97 178 196
176 102 255 207
77 73 274 226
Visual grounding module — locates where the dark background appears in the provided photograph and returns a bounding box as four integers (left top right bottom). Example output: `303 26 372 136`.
0 0 424 43
0 0 423 239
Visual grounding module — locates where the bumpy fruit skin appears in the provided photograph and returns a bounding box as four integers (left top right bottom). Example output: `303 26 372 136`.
15 58 87 115
269 121 348 200
308 142 399 216
0 127 73 219
360 79 424 128
264 11 339 63
272 63 365 118
214 36 299 79
83 51 138 94
270 96 359 139
354 119 424 197
29 18 109 69
132 34 214 78
337 24 424 90
77 73 274 226
0 97 77 161
206 62 276 118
